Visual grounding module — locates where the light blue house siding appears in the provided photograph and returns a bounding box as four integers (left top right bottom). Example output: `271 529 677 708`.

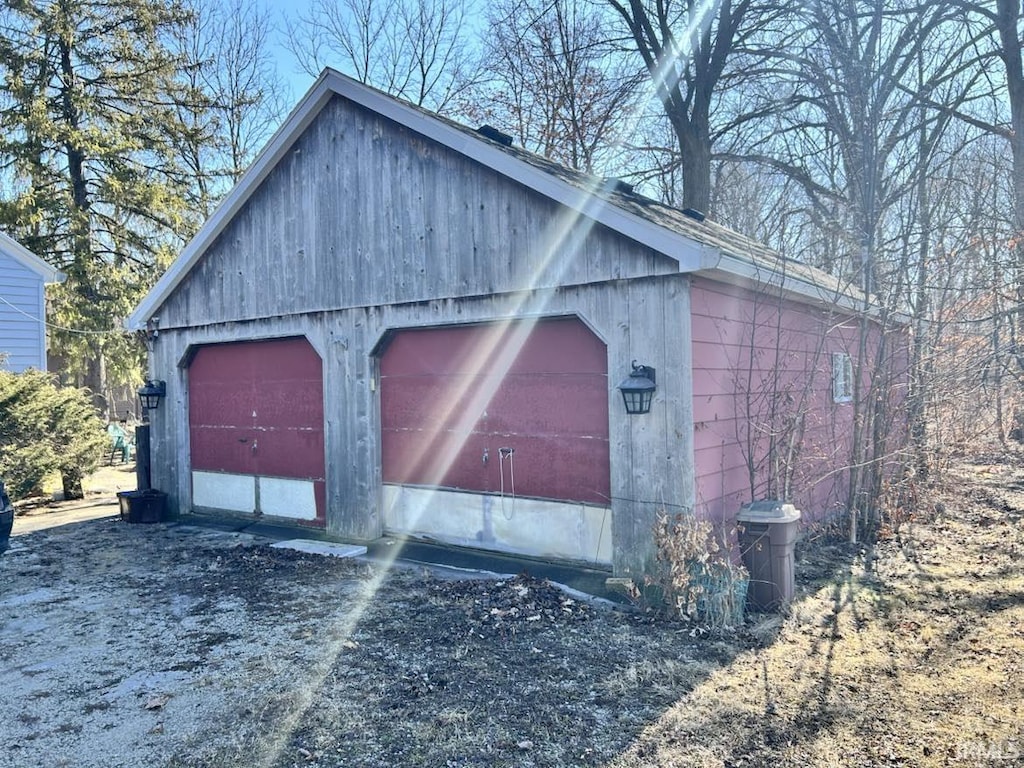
0 233 63 372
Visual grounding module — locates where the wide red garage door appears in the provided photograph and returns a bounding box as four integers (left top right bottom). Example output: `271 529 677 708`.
380 317 610 505
188 337 325 524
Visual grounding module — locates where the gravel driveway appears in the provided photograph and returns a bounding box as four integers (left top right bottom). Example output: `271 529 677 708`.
11 455 1014 768
1 519 367 767
0 516 706 768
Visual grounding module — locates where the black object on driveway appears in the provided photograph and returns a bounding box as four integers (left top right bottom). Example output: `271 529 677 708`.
0 481 13 555
117 489 168 524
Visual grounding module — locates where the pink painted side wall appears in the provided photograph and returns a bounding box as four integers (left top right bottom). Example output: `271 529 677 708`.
690 277 905 529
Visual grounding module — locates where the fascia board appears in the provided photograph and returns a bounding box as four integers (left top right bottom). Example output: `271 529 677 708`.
0 231 64 283
699 251 911 324
701 251 870 316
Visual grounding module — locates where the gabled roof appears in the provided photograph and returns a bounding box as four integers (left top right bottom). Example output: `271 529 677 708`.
127 68 864 330
0 231 64 283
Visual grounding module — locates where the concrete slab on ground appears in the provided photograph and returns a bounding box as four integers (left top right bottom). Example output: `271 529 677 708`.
270 539 368 559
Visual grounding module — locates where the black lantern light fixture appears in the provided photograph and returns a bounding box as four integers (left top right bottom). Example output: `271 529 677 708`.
138 379 166 413
618 361 656 415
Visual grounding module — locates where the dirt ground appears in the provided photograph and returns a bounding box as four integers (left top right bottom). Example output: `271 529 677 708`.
1 456 1022 767
11 462 137 534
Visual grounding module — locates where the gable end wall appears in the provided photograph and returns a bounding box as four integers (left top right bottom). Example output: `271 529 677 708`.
156 95 677 329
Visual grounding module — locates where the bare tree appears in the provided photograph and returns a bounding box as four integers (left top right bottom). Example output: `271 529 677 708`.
284 0 479 112
992 0 1024 218
463 0 642 174
606 0 795 213
794 0 973 535
744 1 979 289
701 0 988 536
175 0 289 216
916 132 1018 461
927 1 1024 398
945 1 1023 285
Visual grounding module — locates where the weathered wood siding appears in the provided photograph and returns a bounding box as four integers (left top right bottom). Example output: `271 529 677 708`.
0 253 47 372
154 94 676 330
148 275 693 577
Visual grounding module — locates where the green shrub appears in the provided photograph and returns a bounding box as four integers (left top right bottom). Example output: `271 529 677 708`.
0 369 107 500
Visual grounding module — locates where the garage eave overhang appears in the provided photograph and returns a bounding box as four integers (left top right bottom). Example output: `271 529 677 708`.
0 231 65 284
700 249 876 315
126 69 705 331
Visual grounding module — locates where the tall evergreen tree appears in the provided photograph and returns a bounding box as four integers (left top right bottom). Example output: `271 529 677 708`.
0 0 197 413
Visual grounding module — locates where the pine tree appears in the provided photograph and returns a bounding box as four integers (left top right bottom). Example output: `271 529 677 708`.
0 369 106 500
0 0 198 413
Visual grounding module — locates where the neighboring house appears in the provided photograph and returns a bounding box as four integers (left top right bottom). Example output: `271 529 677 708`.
0 232 64 372
127 69 907 578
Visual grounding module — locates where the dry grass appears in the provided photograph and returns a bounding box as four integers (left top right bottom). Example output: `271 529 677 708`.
4 456 1023 767
605 456 1024 768
21 461 136 504
242 458 1023 767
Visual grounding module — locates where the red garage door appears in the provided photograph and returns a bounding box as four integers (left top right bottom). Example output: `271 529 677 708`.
188 337 325 524
380 317 610 505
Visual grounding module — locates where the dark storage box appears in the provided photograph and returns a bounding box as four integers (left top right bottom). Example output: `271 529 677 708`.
0 480 13 555
0 508 12 555
118 489 168 524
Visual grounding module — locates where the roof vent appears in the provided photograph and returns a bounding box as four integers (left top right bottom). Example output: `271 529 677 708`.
682 208 706 222
476 124 513 147
605 177 634 195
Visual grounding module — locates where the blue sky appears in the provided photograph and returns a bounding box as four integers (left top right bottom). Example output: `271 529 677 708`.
263 0 317 101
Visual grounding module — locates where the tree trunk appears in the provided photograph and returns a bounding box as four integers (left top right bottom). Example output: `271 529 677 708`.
678 121 712 214
61 468 85 501
995 0 1024 372
83 345 109 420
607 0 734 217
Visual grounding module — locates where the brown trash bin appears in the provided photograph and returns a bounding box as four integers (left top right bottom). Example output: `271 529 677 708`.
737 500 801 611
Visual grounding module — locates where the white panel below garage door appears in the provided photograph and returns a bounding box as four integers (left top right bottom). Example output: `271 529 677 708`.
193 471 255 513
259 477 317 520
192 471 317 520
383 485 612 565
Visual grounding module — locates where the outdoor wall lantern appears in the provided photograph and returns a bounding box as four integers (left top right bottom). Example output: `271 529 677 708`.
618 362 656 415
138 379 166 412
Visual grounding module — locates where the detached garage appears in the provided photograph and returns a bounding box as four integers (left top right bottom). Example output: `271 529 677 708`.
127 69 905 579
